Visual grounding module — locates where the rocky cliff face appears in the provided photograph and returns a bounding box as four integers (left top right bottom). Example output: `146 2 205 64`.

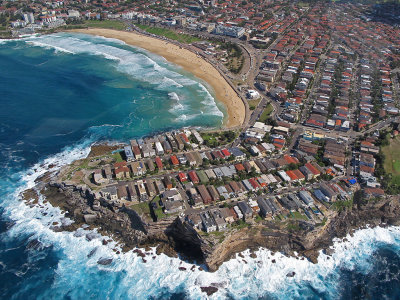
203 197 400 271
41 182 203 258
35 181 400 272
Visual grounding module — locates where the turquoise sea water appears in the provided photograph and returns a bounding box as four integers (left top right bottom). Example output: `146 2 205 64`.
0 33 400 299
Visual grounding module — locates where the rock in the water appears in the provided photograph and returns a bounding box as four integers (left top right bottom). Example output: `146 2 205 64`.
88 247 98 258
272 259 276 263
133 249 146 258
86 232 98 241
26 239 42 250
97 258 113 265
200 286 218 296
73 230 85 238
286 271 296 277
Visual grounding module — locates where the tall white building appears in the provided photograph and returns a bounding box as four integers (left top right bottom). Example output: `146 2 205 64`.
23 13 34 24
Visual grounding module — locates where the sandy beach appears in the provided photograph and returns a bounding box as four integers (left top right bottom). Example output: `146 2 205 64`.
71 28 246 129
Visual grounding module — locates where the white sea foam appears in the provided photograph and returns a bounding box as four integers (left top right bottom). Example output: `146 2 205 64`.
26 41 76 54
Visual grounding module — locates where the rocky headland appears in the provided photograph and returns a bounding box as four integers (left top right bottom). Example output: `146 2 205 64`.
22 168 400 273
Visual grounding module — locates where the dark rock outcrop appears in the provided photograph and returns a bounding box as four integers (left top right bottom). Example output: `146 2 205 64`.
97 258 113 265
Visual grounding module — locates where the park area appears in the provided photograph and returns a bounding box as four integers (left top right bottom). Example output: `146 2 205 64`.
382 135 400 186
136 25 201 44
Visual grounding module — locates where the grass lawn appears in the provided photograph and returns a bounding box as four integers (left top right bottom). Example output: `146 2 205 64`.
291 211 308 221
382 136 400 176
248 99 261 110
151 196 167 220
258 103 273 122
111 151 124 163
130 201 150 217
84 20 127 30
136 25 201 44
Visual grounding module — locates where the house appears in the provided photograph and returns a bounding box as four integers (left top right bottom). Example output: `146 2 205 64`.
117 185 129 201
185 152 197 166
188 170 199 184
278 170 291 182
155 141 164 155
101 185 118 201
141 143 155 157
207 185 219 202
104 165 113 180
213 167 224 178
298 190 314 206
229 147 246 160
130 161 146 176
164 200 184 214
163 200 184 215
200 211 217 232
319 183 337 201
154 179 165 194
145 179 156 197
127 182 138 202
313 189 329 202
197 185 212 204
170 155 179 166
229 181 244 197
155 156 163 170
178 172 188 183
238 201 253 220
161 188 182 202
364 187 385 198
188 188 203 207
145 159 155 172
257 198 272 218
187 213 202 229
234 205 244 220
242 179 254 191
136 180 148 201
221 148 231 157
93 169 107 185
210 209 227 231
162 140 172 154
217 186 229 200
124 146 134 161
114 162 130 179
277 196 298 211
305 163 321 178
205 169 216 179
220 207 235 223
299 165 314 180
132 145 142 160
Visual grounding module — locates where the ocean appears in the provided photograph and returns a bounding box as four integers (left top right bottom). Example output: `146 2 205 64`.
0 32 399 299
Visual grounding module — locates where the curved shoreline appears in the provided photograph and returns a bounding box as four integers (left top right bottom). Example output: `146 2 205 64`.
70 28 246 129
